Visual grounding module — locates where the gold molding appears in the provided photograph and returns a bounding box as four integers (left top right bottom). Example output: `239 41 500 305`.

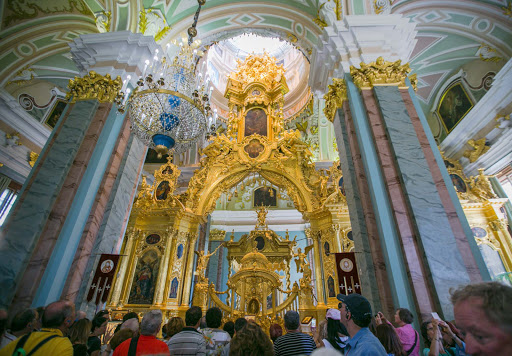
350 57 416 90
323 78 347 123
66 71 122 103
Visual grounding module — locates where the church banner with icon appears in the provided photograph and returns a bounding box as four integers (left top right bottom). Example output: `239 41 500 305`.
335 252 361 295
87 254 120 304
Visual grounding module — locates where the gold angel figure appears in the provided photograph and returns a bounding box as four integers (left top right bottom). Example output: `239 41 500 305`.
293 245 314 273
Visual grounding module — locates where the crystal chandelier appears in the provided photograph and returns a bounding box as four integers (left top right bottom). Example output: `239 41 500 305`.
116 0 211 157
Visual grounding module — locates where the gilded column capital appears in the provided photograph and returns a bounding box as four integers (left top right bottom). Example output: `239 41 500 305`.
66 71 122 103
323 78 347 123
209 229 226 241
349 57 417 90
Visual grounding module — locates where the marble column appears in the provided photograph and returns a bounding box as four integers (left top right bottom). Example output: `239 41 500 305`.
0 31 158 313
332 57 489 320
0 99 98 310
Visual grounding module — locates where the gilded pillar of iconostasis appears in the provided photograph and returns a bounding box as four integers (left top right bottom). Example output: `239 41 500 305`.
444 156 512 280
108 53 353 321
107 159 205 317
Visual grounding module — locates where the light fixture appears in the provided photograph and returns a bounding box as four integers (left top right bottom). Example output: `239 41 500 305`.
116 0 211 157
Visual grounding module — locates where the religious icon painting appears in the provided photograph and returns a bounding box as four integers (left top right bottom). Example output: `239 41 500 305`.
255 235 265 250
155 180 171 200
244 139 265 158
327 276 336 297
176 244 184 259
169 277 179 298
162 166 173 175
324 241 330 256
437 83 473 133
472 227 487 238
338 177 345 196
254 187 277 207
247 298 259 315
145 234 160 245
245 108 267 136
45 99 67 129
347 231 353 241
128 249 160 305
449 174 467 193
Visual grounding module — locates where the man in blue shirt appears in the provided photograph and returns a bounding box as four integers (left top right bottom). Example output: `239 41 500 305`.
337 293 387 355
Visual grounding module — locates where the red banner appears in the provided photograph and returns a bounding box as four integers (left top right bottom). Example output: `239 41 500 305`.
334 252 361 295
87 254 120 304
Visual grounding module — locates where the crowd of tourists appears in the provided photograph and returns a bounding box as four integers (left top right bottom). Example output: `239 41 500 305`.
0 281 510 355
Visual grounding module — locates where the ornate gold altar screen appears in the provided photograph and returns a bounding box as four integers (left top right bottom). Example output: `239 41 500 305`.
106 53 512 322
107 53 353 321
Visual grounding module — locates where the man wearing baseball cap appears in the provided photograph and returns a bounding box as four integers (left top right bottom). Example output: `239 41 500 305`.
337 293 387 355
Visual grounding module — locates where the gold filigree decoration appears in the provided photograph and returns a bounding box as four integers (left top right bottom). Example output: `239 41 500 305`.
6 66 35 86
210 229 226 241
502 1 512 17
155 26 171 42
463 138 489 163
374 0 392 14
478 43 503 63
495 114 510 129
442 152 497 202
323 78 347 123
313 2 328 28
95 11 111 32
350 57 416 89
139 9 149 34
28 151 39 167
286 32 298 43
229 53 286 91
66 71 122 103
334 0 342 21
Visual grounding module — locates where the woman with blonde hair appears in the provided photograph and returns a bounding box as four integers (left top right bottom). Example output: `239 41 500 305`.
69 318 92 356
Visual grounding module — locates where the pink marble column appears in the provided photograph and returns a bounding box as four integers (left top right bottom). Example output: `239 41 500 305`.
10 102 111 311
342 101 395 318
400 89 483 283
361 90 436 319
60 115 132 302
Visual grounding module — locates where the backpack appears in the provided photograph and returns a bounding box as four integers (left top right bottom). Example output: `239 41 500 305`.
12 332 60 356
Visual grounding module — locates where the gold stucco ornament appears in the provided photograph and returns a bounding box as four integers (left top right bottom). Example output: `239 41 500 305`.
350 56 417 89
323 78 347 123
66 71 122 103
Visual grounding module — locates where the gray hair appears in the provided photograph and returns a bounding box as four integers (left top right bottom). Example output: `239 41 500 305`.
284 310 300 331
451 282 512 335
140 310 162 336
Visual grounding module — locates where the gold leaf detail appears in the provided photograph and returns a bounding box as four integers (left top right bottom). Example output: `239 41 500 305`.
323 78 347 123
350 56 413 89
29 151 39 167
66 71 122 103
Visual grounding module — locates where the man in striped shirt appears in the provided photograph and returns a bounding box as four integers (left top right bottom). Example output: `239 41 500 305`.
274 311 316 356
167 306 207 356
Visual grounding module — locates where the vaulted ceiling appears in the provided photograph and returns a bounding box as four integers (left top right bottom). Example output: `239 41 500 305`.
1 0 511 131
